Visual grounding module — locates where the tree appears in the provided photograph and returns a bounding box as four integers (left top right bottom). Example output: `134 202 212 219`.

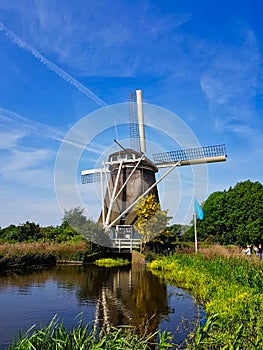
167 224 190 241
63 207 87 230
184 180 263 245
0 222 42 242
134 194 171 244
62 207 112 249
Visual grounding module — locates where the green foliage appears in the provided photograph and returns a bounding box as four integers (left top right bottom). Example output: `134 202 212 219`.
184 180 263 245
166 224 190 241
148 254 263 348
95 258 130 267
134 194 171 243
63 207 112 249
144 230 176 256
41 224 82 243
0 208 111 253
144 251 158 262
0 222 82 244
144 226 194 256
10 315 175 349
0 222 43 242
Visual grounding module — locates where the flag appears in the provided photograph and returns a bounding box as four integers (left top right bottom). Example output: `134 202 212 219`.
194 198 204 220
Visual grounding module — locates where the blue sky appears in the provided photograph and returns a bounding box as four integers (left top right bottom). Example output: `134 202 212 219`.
0 0 262 228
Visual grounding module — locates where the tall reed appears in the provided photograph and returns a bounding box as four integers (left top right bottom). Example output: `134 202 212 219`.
10 315 174 349
0 241 87 260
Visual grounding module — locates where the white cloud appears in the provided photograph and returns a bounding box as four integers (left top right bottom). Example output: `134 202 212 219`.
1 148 51 172
214 117 254 134
0 130 26 149
199 28 260 131
0 147 56 192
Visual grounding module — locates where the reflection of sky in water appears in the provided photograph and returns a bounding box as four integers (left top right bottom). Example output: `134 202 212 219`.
0 279 96 349
0 266 201 349
159 285 201 344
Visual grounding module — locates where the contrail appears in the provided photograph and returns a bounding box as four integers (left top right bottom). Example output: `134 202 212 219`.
0 21 107 107
0 108 104 155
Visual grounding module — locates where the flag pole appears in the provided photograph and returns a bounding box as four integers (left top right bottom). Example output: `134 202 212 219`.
194 212 198 253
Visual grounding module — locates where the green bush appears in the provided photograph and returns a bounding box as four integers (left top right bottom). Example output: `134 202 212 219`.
95 258 130 267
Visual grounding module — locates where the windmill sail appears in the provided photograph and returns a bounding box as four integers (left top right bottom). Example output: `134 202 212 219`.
153 144 227 167
81 168 109 184
136 89 146 153
128 90 146 153
128 91 140 152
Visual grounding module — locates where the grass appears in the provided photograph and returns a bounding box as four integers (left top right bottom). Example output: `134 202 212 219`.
0 241 87 257
0 242 88 270
148 252 263 349
198 243 244 258
9 315 174 350
94 258 130 267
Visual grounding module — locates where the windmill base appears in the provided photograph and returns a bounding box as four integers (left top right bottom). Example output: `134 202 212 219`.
110 225 141 253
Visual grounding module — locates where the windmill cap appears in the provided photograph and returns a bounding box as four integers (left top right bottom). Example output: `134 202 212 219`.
108 149 158 172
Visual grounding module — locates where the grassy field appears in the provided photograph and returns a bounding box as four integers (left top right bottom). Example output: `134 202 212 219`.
148 250 263 349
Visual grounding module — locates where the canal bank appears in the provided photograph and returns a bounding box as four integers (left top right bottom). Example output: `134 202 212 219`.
0 241 146 272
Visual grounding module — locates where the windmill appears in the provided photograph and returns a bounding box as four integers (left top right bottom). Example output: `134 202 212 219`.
81 90 227 241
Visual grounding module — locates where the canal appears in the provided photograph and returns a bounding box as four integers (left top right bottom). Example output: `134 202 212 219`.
0 264 201 349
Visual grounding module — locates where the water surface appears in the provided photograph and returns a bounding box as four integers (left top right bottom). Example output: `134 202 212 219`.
0 264 200 349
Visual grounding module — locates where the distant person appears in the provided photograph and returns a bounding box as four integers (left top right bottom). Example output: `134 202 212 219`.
254 245 259 256
258 244 263 261
243 244 252 257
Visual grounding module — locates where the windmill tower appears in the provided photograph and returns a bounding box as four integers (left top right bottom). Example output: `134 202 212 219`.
81 89 227 241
